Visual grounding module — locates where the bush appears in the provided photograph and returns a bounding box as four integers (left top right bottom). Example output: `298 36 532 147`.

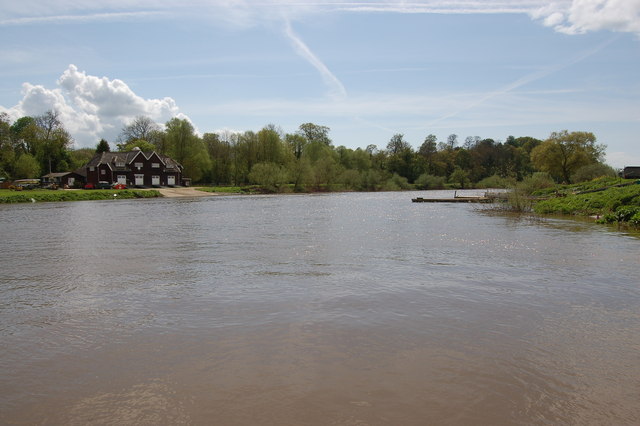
476 174 515 189
571 163 617 183
519 172 556 195
248 162 289 192
382 174 410 191
415 173 446 190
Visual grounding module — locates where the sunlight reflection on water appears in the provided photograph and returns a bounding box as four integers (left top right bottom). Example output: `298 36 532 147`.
1 191 639 424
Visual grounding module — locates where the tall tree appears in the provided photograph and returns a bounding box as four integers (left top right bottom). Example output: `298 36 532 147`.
531 130 605 183
298 123 332 146
119 116 160 144
96 139 111 153
34 110 73 173
165 118 211 182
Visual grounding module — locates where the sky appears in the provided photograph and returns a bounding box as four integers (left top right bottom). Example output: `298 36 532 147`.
1 0 639 168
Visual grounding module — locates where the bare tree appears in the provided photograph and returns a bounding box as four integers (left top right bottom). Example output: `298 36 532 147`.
118 116 160 143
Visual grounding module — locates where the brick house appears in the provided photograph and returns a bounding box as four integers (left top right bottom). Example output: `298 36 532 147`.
85 148 184 187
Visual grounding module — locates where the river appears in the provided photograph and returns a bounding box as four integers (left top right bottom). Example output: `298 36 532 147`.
1 191 639 425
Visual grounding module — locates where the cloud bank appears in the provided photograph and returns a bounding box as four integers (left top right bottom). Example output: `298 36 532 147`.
1 65 188 147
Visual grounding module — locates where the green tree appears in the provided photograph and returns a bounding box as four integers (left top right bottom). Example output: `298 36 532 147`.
118 139 156 152
69 148 95 170
531 130 605 183
165 118 211 182
257 125 284 164
34 110 73 174
298 123 332 146
96 139 111 153
248 162 289 192
203 132 233 184
449 166 470 188
285 133 307 159
13 153 40 178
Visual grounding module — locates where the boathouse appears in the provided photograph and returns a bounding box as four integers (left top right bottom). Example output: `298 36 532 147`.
84 148 184 187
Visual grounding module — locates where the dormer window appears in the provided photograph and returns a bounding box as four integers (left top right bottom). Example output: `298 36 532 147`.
134 162 143 169
152 163 160 168
116 161 125 167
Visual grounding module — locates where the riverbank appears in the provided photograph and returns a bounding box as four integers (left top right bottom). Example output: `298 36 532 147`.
525 177 640 227
0 188 162 203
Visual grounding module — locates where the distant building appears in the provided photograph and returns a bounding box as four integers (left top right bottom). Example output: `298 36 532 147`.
42 171 85 188
622 166 640 179
85 148 184 187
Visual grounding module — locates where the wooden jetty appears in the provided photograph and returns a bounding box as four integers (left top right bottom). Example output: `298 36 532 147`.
412 191 501 203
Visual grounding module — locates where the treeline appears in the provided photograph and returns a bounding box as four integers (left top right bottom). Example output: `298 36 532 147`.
1 112 615 191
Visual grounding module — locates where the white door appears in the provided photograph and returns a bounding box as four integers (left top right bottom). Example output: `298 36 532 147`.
152 175 160 186
135 174 144 186
167 175 175 186
67 177 75 186
117 175 127 185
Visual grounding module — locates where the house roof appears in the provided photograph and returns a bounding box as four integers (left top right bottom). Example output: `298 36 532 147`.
86 151 182 170
43 172 71 178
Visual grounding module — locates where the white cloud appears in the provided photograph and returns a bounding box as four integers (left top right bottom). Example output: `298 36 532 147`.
0 65 188 147
532 0 640 35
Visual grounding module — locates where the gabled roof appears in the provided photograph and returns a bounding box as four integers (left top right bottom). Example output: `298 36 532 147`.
86 151 182 170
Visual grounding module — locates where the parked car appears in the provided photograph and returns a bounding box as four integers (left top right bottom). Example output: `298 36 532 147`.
83 182 95 189
112 183 127 190
96 181 111 189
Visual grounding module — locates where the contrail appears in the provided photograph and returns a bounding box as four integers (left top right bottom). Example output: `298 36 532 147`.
283 19 347 99
426 35 619 127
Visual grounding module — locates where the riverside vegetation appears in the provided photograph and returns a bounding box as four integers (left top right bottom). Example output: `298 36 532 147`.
5 110 639 229
1 112 614 194
504 174 640 229
0 189 161 203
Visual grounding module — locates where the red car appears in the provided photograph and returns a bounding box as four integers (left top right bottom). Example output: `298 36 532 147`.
112 183 127 190
83 183 95 189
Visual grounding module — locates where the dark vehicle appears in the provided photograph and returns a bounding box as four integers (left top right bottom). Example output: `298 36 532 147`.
83 183 95 189
96 181 111 189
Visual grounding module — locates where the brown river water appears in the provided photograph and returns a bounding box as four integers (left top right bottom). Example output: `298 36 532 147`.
1 191 639 425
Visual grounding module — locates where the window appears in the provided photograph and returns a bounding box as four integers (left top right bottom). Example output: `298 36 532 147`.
152 163 160 168
116 161 125 167
89 166 95 172
134 162 143 169
100 169 105 175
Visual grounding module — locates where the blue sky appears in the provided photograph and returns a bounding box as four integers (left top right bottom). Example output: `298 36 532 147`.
1 1 639 167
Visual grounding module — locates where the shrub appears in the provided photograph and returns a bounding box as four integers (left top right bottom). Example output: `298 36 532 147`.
519 172 556 195
381 174 410 191
571 163 617 183
476 174 515 189
415 173 446 190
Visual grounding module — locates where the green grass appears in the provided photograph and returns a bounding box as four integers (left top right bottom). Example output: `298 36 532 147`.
532 179 640 229
0 189 162 203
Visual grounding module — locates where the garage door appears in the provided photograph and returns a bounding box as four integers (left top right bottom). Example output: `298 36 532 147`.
167 176 175 186
135 174 144 186
152 175 160 186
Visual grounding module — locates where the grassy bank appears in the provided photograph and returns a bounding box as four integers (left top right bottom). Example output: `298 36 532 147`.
521 177 640 227
0 189 162 203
